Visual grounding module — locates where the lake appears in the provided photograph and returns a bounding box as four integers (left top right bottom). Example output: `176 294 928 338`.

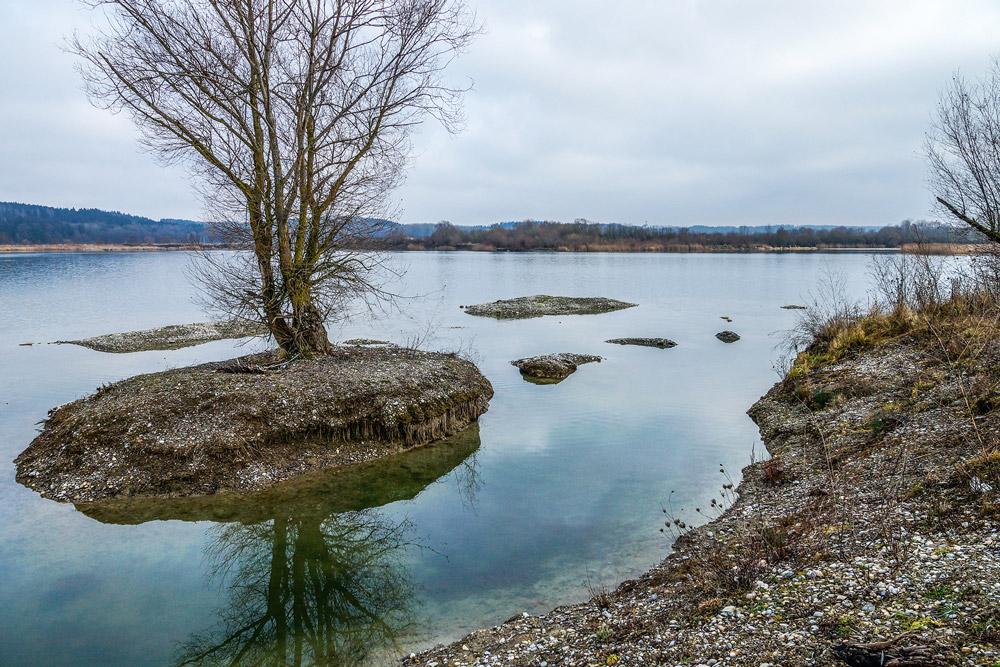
0 250 878 666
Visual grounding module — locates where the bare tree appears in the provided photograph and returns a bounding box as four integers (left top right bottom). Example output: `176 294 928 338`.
74 0 477 356
926 59 1000 245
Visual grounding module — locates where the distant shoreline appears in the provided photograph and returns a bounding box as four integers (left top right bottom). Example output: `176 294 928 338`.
0 242 979 255
0 243 232 254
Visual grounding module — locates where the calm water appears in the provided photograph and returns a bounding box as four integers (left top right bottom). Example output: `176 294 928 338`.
0 251 877 666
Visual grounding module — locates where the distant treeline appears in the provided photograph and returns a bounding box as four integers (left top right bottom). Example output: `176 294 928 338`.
384 219 970 252
0 201 971 252
0 202 213 245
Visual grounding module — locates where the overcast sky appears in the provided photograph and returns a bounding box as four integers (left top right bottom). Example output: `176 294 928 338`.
1 1 999 227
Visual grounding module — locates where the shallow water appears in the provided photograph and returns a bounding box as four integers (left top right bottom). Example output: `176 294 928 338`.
0 250 877 665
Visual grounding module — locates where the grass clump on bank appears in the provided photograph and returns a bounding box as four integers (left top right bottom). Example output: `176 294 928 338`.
785 252 1000 412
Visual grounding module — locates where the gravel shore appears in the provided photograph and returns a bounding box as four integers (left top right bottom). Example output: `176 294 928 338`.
413 333 1000 666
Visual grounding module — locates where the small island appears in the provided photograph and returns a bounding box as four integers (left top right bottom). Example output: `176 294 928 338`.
510 352 602 383
606 337 677 348
59 320 267 353
464 295 637 319
15 345 492 502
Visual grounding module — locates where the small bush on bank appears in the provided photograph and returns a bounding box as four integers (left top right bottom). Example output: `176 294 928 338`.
786 249 1000 390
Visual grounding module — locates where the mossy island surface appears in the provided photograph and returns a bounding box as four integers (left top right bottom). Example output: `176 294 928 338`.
464 295 637 319
15 345 492 503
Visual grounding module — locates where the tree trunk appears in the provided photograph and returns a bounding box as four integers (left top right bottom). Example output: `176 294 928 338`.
293 301 332 358
276 278 331 357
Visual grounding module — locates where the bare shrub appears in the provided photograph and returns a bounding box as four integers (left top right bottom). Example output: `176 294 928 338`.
870 251 954 313
788 266 866 355
585 572 615 610
762 455 786 486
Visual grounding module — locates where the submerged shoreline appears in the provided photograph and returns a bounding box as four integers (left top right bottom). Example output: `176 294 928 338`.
413 330 1000 666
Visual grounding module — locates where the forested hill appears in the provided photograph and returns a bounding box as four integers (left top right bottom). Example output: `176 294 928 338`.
0 202 210 244
0 201 970 251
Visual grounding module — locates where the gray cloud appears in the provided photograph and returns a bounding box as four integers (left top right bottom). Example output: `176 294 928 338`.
2 0 999 225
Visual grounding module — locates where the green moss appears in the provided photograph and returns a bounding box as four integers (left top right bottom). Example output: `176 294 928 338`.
921 585 952 600
810 388 838 409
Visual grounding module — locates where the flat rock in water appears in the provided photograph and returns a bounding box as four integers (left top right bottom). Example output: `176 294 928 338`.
15 345 493 502
59 320 267 353
716 330 741 343
464 295 636 319
510 352 602 382
606 337 677 349
781 304 808 310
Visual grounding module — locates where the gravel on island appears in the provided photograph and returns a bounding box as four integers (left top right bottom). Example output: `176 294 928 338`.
412 333 1000 666
59 320 268 353
464 295 637 319
342 338 392 346
15 345 493 503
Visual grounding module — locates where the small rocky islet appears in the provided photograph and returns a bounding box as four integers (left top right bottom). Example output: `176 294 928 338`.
716 330 741 343
464 295 637 319
510 353 602 383
606 337 677 349
58 319 267 353
15 344 492 503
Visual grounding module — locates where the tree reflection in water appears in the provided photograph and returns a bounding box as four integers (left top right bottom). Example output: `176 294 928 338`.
176 509 416 667
75 426 482 667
